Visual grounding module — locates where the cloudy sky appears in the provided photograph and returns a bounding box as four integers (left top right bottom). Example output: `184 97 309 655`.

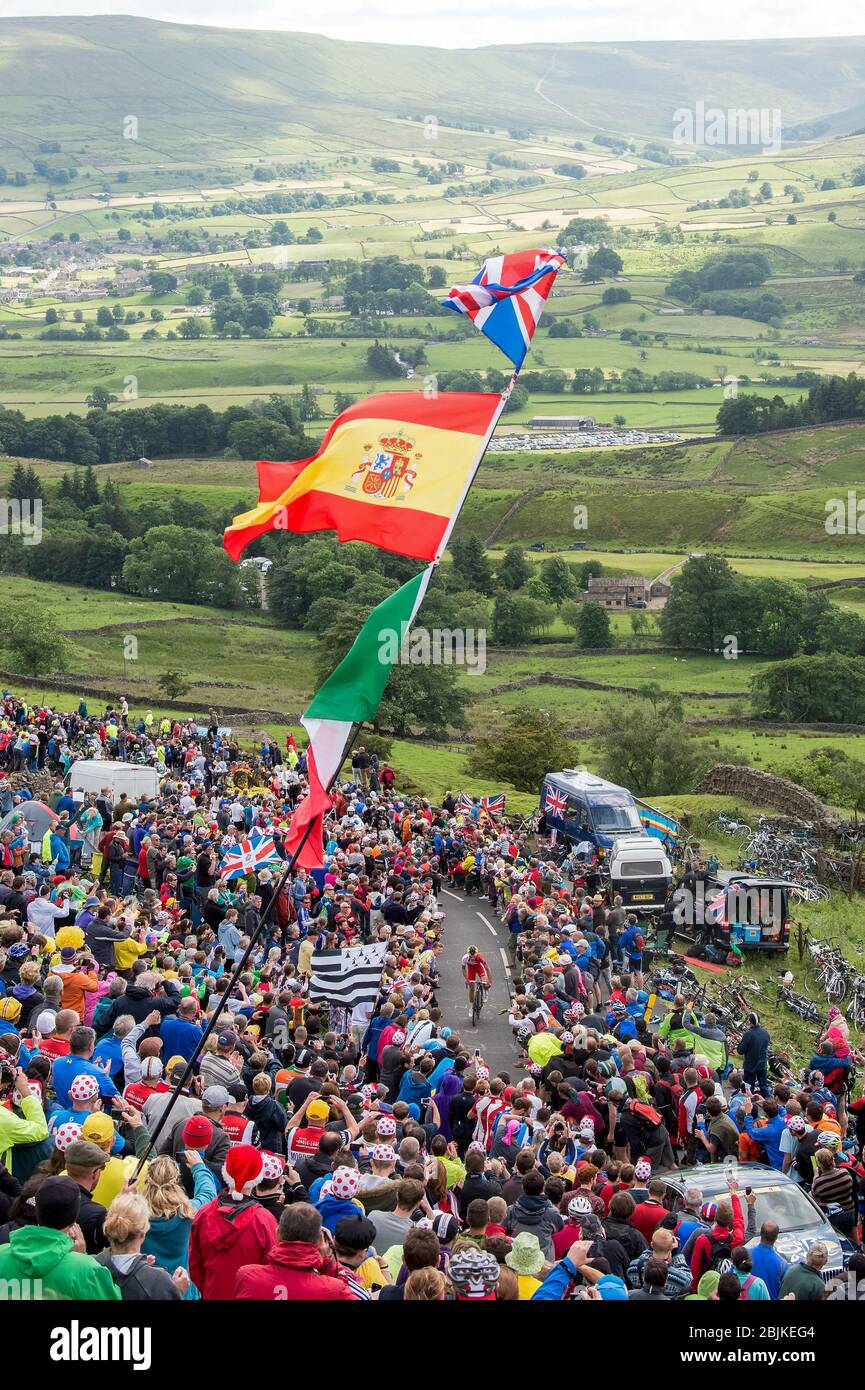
3 1 864 48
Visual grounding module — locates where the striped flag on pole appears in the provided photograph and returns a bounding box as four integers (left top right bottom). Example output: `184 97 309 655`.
309 941 388 1009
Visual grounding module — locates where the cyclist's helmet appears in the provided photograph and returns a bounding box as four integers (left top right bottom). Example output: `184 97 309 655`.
467 945 478 956
818 1131 842 1152
700 1201 718 1223
516 1024 533 1045
448 1246 500 1299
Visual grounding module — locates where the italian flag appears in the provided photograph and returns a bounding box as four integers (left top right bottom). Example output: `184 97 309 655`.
283 566 432 867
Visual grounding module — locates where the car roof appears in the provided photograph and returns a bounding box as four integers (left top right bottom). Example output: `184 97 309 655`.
665 1163 782 1194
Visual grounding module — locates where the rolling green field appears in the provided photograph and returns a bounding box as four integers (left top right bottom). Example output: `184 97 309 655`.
2 17 865 813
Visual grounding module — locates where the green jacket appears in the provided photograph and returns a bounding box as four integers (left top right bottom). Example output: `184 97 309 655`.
0 1094 49 1170
657 1011 729 1075
0 1227 120 1301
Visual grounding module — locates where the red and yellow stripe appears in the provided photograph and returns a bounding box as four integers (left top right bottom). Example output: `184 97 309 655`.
223 391 501 562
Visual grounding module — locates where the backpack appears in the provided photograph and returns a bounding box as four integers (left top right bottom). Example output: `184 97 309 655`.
634 932 645 952
706 1232 734 1274
630 1100 664 1129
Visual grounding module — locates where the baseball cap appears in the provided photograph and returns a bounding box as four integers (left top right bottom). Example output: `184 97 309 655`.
217 1030 238 1049
306 1099 330 1123
35 1011 57 1034
64 1139 110 1170
81 1112 115 1148
202 1085 232 1108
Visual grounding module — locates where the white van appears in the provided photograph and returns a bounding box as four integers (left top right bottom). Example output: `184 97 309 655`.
66 759 160 802
607 834 672 912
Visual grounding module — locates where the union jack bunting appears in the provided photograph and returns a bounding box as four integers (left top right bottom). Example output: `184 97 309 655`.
544 787 569 817
442 249 567 369
219 831 282 881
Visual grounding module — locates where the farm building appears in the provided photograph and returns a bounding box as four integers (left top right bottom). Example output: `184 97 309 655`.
585 575 649 609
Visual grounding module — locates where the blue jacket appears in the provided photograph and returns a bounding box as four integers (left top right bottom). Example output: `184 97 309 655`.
52 1055 119 1108
316 1194 364 1235
743 1112 786 1170
160 1015 205 1063
749 1241 789 1300
363 1014 390 1064
142 1162 217 1298
92 1034 124 1077
531 1258 629 1301
738 1025 770 1072
807 1052 851 1077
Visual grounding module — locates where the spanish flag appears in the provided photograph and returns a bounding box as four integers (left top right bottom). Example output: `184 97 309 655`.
223 391 502 563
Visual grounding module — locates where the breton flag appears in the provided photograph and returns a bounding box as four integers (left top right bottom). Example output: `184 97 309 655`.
223 392 502 563
219 832 282 881
442 249 567 369
309 941 388 1009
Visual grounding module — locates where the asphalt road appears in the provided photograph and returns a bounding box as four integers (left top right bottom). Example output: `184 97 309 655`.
436 885 518 1074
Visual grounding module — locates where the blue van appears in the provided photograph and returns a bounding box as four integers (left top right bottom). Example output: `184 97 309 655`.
539 769 678 853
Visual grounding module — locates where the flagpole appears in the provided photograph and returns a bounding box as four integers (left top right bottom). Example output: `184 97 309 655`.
134 722 364 1173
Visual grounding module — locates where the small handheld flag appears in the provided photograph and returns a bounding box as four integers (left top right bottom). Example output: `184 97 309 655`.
442 248 567 369
220 832 282 881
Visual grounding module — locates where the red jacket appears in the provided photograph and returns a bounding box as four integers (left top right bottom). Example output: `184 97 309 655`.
189 1194 278 1300
235 1241 354 1301
689 1194 745 1289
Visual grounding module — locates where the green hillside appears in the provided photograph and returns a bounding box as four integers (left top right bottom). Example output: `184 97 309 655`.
3 18 865 165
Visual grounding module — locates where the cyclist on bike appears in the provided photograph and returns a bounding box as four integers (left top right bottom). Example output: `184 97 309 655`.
462 944 491 1011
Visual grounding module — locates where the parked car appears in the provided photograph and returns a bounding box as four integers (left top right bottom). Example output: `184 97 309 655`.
663 1163 854 1282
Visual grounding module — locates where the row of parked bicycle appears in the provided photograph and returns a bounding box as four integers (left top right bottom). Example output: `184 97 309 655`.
709 812 836 901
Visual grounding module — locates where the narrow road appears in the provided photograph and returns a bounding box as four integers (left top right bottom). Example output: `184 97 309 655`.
437 886 517 1075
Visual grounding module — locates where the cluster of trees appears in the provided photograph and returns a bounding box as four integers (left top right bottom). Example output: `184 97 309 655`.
0 394 309 466
666 252 783 322
463 688 712 799
0 464 254 607
752 654 865 724
343 258 446 316
716 373 865 435
661 555 865 659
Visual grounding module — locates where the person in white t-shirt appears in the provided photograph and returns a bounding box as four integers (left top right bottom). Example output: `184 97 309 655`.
27 885 71 938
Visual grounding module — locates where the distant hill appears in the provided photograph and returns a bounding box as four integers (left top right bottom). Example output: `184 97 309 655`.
2 16 865 164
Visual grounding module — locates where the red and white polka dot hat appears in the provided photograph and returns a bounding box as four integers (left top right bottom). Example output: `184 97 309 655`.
259 1151 286 1183
54 1121 84 1151
68 1072 101 1102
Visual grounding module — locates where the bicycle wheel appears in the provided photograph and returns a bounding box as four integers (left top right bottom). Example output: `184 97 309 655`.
472 986 484 1026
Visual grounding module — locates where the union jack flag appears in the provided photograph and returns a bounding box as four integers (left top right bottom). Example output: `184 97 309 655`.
442 249 567 369
219 832 282 881
544 787 569 818
456 792 507 816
